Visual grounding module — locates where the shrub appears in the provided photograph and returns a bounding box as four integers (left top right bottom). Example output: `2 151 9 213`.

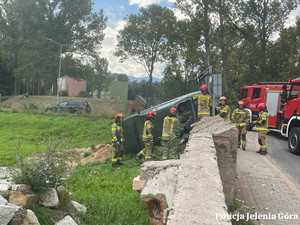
76 91 90 98
59 90 69 97
13 143 79 193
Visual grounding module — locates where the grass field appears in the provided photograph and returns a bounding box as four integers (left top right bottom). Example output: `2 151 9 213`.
0 110 149 224
0 111 112 166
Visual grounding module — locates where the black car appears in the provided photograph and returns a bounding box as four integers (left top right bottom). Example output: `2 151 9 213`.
45 100 91 114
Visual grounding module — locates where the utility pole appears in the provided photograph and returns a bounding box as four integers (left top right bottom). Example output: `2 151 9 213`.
47 38 69 105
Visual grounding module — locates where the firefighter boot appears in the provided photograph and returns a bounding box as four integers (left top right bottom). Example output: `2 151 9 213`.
112 162 119 167
260 151 267 155
256 149 262 153
135 154 143 164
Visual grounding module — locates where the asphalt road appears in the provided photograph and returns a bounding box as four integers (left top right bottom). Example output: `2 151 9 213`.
267 131 300 188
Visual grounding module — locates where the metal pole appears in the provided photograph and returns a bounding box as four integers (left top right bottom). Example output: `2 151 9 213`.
56 44 62 105
47 38 69 105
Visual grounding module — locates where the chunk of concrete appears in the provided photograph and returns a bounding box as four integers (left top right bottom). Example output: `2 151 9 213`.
9 190 39 208
0 205 16 225
39 188 60 208
23 209 40 225
0 195 8 205
71 201 87 214
55 215 78 225
0 182 12 199
132 175 146 191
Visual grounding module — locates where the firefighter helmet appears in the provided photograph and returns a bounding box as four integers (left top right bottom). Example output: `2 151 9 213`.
170 108 177 114
257 103 266 110
200 84 208 92
115 113 123 120
238 100 245 106
147 110 156 118
220 96 227 101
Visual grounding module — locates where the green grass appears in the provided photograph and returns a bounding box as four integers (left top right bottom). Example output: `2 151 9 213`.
66 157 149 225
0 111 112 166
1 111 150 224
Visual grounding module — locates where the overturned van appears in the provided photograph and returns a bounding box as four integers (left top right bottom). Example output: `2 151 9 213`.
123 91 200 154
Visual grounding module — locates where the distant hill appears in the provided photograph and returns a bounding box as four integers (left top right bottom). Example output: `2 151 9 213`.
128 76 161 83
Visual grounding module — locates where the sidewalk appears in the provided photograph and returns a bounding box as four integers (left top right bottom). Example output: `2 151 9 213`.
235 131 300 225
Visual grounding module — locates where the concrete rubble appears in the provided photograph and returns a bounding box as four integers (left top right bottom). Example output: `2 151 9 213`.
0 171 85 225
133 116 238 225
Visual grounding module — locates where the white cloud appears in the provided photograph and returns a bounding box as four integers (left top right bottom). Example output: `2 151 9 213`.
101 20 164 78
129 0 162 8
285 4 300 27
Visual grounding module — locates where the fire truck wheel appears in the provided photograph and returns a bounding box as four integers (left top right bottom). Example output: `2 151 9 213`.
288 127 300 155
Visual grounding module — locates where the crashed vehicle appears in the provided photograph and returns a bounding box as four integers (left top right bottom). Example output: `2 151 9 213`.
122 91 200 154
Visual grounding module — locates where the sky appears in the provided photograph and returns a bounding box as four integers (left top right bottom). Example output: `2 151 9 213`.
91 0 300 79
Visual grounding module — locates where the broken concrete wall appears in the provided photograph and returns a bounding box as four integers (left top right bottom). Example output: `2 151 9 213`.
191 116 238 208
133 116 237 225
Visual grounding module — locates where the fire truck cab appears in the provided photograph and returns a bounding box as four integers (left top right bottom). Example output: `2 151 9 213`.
281 78 300 154
239 83 286 130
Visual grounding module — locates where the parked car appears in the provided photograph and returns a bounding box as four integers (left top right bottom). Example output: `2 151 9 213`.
45 100 91 114
122 91 200 154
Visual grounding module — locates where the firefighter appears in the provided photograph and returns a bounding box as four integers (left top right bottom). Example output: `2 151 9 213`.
216 96 230 120
255 103 269 155
135 110 156 164
193 84 212 121
231 101 250 150
111 113 124 167
161 108 180 160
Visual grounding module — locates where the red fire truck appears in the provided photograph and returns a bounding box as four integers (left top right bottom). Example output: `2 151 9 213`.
239 78 300 154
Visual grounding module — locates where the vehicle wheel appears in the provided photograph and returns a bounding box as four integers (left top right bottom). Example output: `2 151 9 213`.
246 124 253 131
288 127 300 155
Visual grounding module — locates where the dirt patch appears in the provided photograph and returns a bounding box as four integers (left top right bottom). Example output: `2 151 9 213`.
73 144 112 165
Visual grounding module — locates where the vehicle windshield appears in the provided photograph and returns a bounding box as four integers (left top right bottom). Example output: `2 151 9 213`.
240 89 248 99
289 84 300 100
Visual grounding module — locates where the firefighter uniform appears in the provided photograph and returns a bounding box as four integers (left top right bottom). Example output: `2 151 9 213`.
111 114 124 167
136 112 155 163
256 109 269 154
216 104 230 120
193 93 212 121
232 105 250 150
161 114 180 159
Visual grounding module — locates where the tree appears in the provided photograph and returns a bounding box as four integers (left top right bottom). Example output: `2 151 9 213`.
115 4 176 98
91 58 109 98
269 18 300 80
0 0 107 95
239 0 298 81
175 0 215 72
162 20 203 96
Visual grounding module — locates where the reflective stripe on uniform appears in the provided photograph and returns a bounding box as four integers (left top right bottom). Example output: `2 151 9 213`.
162 117 176 137
257 127 268 131
111 158 117 162
236 123 246 126
236 112 246 114
260 145 267 148
198 112 210 115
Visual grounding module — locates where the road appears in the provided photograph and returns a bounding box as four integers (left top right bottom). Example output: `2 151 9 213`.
267 131 300 188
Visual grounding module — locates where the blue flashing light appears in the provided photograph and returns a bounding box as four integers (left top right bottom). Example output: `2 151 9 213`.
296 77 300 79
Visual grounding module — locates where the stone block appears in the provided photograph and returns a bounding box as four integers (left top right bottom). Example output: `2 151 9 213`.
132 175 146 191
9 190 39 208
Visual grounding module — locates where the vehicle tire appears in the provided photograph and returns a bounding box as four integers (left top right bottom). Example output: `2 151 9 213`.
246 124 253 131
288 127 300 155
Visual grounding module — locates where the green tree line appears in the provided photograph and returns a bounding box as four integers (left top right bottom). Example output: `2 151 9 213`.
0 0 299 99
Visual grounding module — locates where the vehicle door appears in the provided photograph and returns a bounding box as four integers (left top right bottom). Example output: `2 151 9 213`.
249 87 262 110
284 83 300 119
265 90 281 128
